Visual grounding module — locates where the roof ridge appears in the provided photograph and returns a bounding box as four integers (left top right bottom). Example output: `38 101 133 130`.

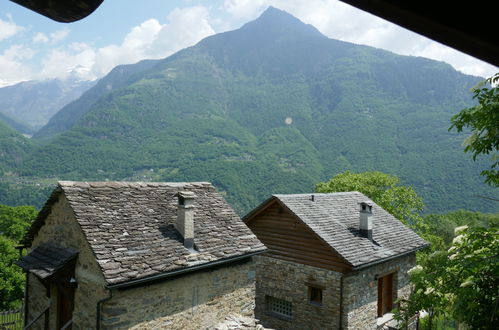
274 191 365 197
58 181 212 188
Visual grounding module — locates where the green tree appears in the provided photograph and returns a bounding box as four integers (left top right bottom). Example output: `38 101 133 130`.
0 204 38 241
315 171 424 227
0 236 25 309
450 73 499 186
423 210 499 248
396 226 499 329
0 204 37 309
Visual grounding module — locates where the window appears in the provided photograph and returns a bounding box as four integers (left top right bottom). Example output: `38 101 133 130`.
308 286 323 305
266 295 292 318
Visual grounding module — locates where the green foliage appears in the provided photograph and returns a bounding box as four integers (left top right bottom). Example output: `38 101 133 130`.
315 171 424 227
0 204 37 309
450 73 499 186
0 236 25 310
0 183 53 209
0 204 38 241
0 120 33 175
396 226 499 329
422 210 499 249
418 315 458 330
1 8 497 215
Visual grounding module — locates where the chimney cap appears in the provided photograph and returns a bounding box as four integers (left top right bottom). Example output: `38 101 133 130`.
176 191 196 206
177 191 196 198
359 201 373 214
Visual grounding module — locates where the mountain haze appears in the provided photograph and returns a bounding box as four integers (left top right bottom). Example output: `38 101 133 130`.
0 78 95 131
5 7 497 213
0 112 34 135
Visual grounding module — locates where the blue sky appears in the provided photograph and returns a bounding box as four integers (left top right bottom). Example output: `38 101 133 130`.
1 0 497 87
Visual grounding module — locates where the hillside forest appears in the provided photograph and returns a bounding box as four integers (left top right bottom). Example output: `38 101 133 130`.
0 8 497 216
0 7 498 326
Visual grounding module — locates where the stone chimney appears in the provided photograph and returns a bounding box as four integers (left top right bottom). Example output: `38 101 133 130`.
359 201 373 240
176 191 196 249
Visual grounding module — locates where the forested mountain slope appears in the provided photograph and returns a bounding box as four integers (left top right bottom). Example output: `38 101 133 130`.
0 120 32 175
0 112 33 135
6 7 497 214
34 59 161 139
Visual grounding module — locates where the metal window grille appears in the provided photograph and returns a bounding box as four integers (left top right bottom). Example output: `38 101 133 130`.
266 295 292 317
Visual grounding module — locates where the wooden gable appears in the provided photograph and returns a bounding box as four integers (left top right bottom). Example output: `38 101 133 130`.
245 200 352 273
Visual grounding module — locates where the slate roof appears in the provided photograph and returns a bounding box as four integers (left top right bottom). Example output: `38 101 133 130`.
16 244 78 279
245 192 428 268
25 181 265 286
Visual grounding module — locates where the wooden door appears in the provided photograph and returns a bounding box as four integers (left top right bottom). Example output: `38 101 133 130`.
377 273 394 317
57 284 74 329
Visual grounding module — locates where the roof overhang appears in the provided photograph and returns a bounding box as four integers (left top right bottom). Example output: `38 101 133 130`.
16 244 78 279
242 195 276 223
9 0 104 23
339 0 498 68
350 244 429 271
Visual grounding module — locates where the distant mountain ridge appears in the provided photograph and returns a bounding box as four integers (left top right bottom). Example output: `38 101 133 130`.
0 78 95 132
0 112 34 135
35 59 159 139
4 7 497 214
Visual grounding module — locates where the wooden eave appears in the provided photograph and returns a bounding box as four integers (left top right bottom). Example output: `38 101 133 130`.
245 197 353 273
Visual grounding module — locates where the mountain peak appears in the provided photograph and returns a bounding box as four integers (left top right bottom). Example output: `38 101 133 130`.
242 6 324 38
260 6 289 17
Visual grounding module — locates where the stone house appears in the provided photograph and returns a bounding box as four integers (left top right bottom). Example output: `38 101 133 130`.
243 192 428 330
16 181 266 330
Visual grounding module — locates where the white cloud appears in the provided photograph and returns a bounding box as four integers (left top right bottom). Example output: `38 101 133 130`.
3 44 34 61
0 45 33 87
33 32 49 43
50 28 70 43
221 0 498 78
33 6 215 82
91 18 162 76
0 17 23 41
37 45 97 81
149 6 215 58
223 0 268 19
33 28 70 44
86 6 215 79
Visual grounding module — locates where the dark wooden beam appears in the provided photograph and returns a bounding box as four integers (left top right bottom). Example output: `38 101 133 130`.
340 0 499 68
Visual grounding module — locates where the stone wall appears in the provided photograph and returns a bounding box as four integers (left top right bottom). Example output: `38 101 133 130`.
254 256 342 330
25 273 50 330
100 260 256 329
342 253 416 330
27 194 109 330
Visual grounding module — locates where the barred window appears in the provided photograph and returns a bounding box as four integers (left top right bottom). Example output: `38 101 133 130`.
266 295 292 318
